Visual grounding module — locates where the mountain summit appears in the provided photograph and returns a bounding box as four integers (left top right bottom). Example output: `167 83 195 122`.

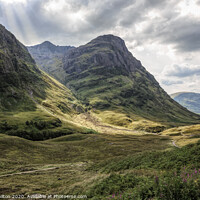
27 41 74 79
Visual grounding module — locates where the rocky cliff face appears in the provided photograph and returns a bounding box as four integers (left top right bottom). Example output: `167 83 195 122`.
27 41 74 82
64 35 144 74
171 92 200 114
60 34 200 124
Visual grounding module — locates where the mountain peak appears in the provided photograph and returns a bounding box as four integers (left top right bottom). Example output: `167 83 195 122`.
92 34 124 42
27 41 74 76
89 34 127 51
38 41 55 48
41 40 54 45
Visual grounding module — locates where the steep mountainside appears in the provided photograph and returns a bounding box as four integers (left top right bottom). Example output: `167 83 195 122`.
0 24 81 113
0 24 87 140
27 41 74 82
171 92 200 114
0 25 42 111
56 35 200 125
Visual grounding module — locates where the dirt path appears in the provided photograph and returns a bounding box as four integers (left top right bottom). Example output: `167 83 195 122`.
172 140 180 148
0 167 59 178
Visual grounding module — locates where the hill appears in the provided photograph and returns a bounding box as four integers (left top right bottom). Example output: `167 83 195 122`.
27 41 74 83
51 34 200 126
0 24 88 140
171 92 200 114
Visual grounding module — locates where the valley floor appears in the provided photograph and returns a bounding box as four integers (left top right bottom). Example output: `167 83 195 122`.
1 112 200 199
0 131 170 198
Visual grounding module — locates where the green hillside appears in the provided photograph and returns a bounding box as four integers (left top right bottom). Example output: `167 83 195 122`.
0 24 92 140
52 35 200 126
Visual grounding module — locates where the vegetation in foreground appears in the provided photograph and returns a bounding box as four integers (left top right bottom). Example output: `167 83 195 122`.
87 140 200 199
0 132 169 197
0 128 200 199
0 110 97 141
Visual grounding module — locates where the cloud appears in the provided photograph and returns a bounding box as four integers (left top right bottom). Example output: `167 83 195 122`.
161 79 183 86
157 17 200 52
196 0 200 5
0 0 199 53
163 64 200 77
134 13 200 52
1 0 200 94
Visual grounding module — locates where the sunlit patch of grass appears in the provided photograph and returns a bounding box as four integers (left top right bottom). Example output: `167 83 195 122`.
161 124 200 147
132 120 166 133
96 110 133 127
162 124 200 136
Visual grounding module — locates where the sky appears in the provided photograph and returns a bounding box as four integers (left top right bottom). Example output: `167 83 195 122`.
0 0 200 94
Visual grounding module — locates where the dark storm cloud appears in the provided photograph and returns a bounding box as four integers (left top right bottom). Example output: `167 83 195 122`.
155 17 200 52
86 0 135 30
0 0 200 54
165 64 200 77
137 12 200 52
119 0 176 27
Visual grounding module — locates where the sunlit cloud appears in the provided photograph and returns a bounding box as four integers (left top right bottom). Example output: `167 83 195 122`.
0 0 27 4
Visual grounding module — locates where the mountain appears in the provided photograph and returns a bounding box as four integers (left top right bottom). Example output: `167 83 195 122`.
27 41 74 82
0 24 81 113
171 92 200 114
0 24 86 140
51 34 200 126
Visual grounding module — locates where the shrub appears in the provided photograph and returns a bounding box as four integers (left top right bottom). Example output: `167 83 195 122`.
153 168 200 200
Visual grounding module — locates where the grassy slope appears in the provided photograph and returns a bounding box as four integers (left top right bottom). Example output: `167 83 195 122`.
0 71 90 140
0 24 92 139
0 132 170 195
0 61 87 140
1 130 200 199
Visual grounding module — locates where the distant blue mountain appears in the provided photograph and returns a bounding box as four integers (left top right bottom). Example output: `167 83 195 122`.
171 92 200 114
